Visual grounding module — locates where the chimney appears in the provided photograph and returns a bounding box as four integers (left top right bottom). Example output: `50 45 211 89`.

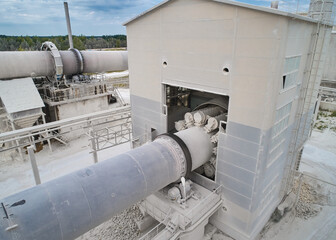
271 1 279 9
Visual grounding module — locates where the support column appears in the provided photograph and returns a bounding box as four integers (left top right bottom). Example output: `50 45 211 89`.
90 129 98 164
27 145 41 185
10 120 23 161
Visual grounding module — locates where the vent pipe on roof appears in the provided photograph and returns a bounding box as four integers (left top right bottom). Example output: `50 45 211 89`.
271 1 279 9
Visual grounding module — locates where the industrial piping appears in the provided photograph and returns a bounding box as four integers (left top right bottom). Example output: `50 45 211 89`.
64 2 74 49
0 50 128 80
0 127 212 240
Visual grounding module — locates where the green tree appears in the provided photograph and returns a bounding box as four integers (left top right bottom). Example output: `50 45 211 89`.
115 39 121 48
73 36 85 50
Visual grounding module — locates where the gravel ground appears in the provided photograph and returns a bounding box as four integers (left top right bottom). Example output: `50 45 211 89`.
76 205 143 240
294 181 322 219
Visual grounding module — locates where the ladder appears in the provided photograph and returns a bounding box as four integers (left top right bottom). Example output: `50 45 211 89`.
281 8 330 195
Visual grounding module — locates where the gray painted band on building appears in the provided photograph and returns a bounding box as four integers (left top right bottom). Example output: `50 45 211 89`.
130 94 167 144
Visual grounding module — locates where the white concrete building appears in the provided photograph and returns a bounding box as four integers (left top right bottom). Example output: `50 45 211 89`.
124 0 333 239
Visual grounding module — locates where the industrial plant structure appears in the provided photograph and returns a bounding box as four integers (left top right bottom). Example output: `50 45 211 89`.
0 0 335 240
124 0 334 239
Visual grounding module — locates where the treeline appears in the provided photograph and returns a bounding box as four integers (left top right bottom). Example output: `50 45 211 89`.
0 35 127 51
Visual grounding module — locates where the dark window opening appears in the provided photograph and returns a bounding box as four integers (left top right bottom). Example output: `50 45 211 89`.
220 121 227 133
151 128 157 141
282 75 287 89
108 95 117 104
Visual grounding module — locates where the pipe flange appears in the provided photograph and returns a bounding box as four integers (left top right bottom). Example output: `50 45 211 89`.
70 48 84 74
41 41 63 76
155 133 192 178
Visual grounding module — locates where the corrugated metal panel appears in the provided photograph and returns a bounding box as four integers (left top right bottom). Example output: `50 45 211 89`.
0 77 44 114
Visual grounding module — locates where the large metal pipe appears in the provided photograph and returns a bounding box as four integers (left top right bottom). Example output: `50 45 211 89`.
63 2 74 49
175 127 213 170
0 127 212 240
0 51 55 79
0 50 128 80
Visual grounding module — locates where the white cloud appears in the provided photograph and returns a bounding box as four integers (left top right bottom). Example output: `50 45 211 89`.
0 0 162 35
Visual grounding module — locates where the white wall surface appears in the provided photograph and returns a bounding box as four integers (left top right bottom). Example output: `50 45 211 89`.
323 32 336 81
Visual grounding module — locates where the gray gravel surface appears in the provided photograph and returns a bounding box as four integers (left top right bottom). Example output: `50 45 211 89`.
76 205 143 240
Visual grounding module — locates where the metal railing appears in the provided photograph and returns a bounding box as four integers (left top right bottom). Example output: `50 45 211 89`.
0 106 131 155
41 81 115 103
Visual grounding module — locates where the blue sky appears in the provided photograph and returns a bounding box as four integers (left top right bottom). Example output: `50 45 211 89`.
0 0 311 36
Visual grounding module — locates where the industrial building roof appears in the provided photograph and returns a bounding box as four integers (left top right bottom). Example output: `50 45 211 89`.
0 78 44 114
123 0 319 25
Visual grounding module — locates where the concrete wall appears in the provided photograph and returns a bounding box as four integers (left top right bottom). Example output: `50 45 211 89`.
320 101 336 111
126 0 321 239
323 32 336 81
53 96 117 140
56 96 110 120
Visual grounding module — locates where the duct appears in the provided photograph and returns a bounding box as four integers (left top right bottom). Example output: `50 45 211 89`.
204 113 227 133
193 96 229 111
0 127 212 240
193 106 223 126
81 51 128 74
60 51 82 75
175 127 213 171
0 50 128 80
184 111 195 128
0 51 55 79
63 2 74 49
270 1 279 9
175 120 187 131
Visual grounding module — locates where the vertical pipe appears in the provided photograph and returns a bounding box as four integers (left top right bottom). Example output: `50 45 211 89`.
89 129 98 163
10 121 23 161
27 145 41 185
270 1 279 9
63 2 74 49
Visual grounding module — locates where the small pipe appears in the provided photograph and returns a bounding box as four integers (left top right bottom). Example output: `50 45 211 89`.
193 106 223 126
204 113 227 133
270 1 279 9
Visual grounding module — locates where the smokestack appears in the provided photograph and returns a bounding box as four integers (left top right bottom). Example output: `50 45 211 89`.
64 2 74 49
271 1 279 9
